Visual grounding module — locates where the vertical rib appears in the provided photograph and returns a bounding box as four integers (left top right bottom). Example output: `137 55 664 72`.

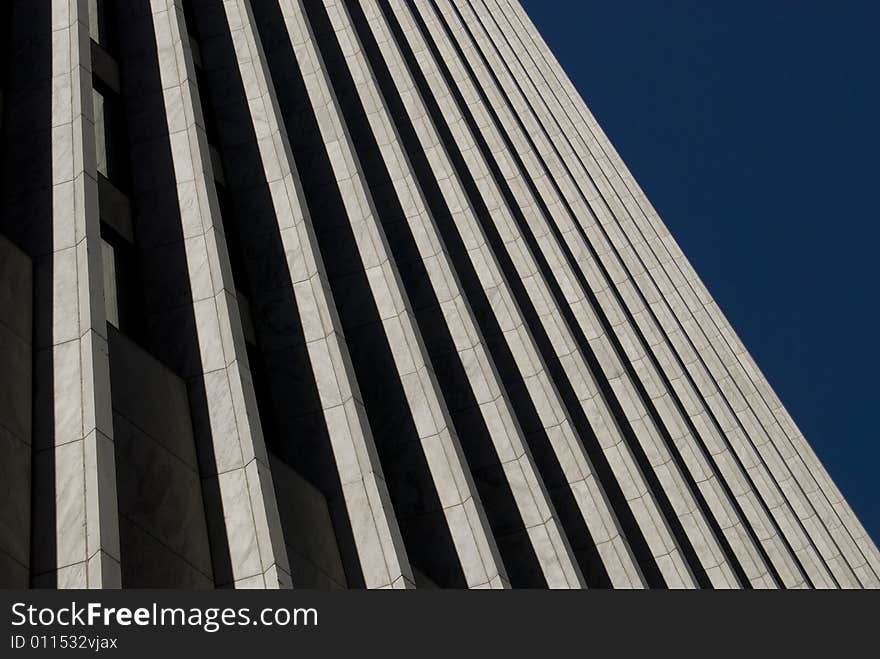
150 0 291 589
503 0 878 588
482 0 824 589
463 0 795 590
423 0 745 587
356 0 644 587
32 0 122 588
265 0 509 588
395 0 699 587
218 0 415 589
316 0 584 588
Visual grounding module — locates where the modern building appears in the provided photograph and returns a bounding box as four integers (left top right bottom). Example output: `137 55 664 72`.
0 0 877 590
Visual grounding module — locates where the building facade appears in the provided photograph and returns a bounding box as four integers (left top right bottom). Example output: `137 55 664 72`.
0 0 877 589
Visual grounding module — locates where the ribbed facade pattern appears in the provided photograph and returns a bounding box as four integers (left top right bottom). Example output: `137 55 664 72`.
0 0 876 589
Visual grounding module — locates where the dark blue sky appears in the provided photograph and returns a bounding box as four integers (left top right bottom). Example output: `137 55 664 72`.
520 0 879 544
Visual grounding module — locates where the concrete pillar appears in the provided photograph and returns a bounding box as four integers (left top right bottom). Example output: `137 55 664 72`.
29 0 122 589
210 0 415 589
265 0 509 588
145 0 291 588
501 0 879 588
